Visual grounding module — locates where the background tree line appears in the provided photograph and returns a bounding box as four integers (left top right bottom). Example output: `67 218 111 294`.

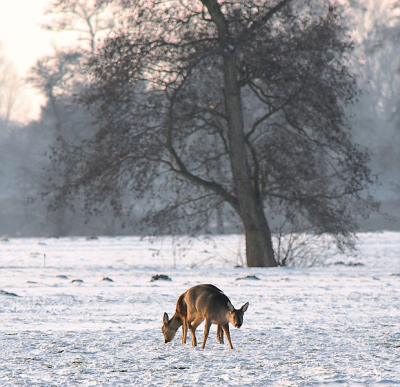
0 0 399 267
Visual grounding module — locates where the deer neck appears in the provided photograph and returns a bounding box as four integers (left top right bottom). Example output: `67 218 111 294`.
225 310 235 325
170 312 183 332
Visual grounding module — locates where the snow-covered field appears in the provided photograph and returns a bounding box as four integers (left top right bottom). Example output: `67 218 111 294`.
1 232 399 386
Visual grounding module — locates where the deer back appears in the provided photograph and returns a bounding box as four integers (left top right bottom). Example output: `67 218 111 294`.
184 284 246 326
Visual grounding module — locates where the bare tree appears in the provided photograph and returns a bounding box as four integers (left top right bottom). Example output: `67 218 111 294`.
47 0 378 267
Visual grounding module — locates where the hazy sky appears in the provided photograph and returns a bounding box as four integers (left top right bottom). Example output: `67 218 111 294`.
0 0 75 121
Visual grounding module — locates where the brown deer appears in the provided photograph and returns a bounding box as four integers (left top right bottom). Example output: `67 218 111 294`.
162 284 249 349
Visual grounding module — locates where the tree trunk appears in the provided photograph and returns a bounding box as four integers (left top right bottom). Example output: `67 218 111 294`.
216 203 224 234
201 0 277 267
223 46 277 267
54 205 67 237
240 201 277 267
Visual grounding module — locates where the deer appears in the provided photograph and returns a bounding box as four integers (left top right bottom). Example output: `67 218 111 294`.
162 284 249 349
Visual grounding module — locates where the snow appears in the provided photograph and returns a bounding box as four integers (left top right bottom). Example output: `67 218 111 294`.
1 232 399 386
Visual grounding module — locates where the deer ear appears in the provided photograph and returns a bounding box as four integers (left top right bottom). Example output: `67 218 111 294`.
163 312 169 325
241 302 249 313
227 301 234 311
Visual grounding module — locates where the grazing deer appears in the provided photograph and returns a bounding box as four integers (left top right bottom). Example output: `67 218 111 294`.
162 285 224 345
162 284 249 349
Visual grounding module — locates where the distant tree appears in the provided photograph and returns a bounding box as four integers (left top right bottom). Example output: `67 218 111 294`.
27 0 117 236
383 0 400 189
348 0 400 209
47 0 378 267
28 50 84 236
0 44 26 124
42 0 115 56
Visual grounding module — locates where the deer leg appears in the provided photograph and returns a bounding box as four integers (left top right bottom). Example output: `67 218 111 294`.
188 321 196 346
191 315 204 331
222 323 233 349
201 319 212 349
188 315 203 347
181 318 187 344
217 325 224 344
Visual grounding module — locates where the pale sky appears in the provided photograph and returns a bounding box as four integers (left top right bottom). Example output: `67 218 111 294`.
0 0 76 122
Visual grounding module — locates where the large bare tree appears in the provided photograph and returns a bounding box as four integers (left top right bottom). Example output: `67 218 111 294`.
48 0 378 267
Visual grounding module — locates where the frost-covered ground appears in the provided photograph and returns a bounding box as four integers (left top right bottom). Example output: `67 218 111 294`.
1 232 399 386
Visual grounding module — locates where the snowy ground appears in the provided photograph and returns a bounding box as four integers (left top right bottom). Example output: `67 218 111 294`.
1 232 399 386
